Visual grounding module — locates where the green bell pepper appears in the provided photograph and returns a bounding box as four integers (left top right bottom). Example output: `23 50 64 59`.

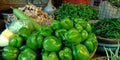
76 19 87 29
87 33 97 48
65 28 82 45
42 51 59 60
59 47 72 60
75 23 83 33
72 44 90 60
84 39 94 53
60 17 73 29
18 27 31 39
80 30 88 42
18 48 37 60
83 33 97 53
55 29 67 40
50 20 61 30
39 25 53 36
2 46 19 60
26 32 43 50
73 18 84 23
85 22 92 33
9 34 23 48
43 36 61 51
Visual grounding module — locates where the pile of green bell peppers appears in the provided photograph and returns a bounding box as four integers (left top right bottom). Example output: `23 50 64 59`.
1 9 98 60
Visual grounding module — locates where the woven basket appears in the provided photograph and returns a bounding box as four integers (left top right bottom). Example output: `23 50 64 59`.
90 40 98 59
97 36 120 44
99 1 120 19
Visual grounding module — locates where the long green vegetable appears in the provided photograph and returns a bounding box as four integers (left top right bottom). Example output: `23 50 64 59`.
13 8 41 31
92 18 120 39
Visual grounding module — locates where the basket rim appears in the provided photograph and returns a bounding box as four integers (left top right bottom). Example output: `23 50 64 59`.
90 40 98 59
97 36 120 44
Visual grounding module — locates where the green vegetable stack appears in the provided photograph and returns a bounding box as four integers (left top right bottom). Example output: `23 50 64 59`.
1 8 97 60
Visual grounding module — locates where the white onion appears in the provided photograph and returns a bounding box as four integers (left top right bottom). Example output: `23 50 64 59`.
0 35 9 47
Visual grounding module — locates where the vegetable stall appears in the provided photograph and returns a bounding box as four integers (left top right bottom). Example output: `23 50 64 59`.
1 0 120 60
0 1 99 60
0 7 97 60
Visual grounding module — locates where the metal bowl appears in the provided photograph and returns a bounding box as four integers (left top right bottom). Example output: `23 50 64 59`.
97 42 119 53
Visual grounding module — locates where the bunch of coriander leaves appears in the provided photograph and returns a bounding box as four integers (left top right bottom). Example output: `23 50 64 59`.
55 3 98 21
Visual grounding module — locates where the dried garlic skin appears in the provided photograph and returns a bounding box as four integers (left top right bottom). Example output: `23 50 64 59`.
19 3 53 25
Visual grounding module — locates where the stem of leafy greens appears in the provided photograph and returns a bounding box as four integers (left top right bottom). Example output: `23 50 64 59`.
104 42 120 60
104 47 110 60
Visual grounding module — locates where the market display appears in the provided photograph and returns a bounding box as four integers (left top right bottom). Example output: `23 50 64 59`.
1 0 120 59
0 7 97 60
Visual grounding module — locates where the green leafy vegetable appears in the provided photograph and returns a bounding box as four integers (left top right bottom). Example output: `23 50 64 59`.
55 3 98 21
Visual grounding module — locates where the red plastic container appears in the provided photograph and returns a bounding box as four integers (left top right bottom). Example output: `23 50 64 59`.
64 0 91 5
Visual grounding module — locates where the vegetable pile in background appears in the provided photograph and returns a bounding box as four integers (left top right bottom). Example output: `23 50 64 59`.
92 18 120 39
1 8 97 60
55 3 98 21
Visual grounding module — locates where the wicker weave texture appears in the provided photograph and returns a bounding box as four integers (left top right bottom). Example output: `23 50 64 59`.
99 1 120 19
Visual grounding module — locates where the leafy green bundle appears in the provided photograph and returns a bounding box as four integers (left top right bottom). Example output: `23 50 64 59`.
55 3 98 21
